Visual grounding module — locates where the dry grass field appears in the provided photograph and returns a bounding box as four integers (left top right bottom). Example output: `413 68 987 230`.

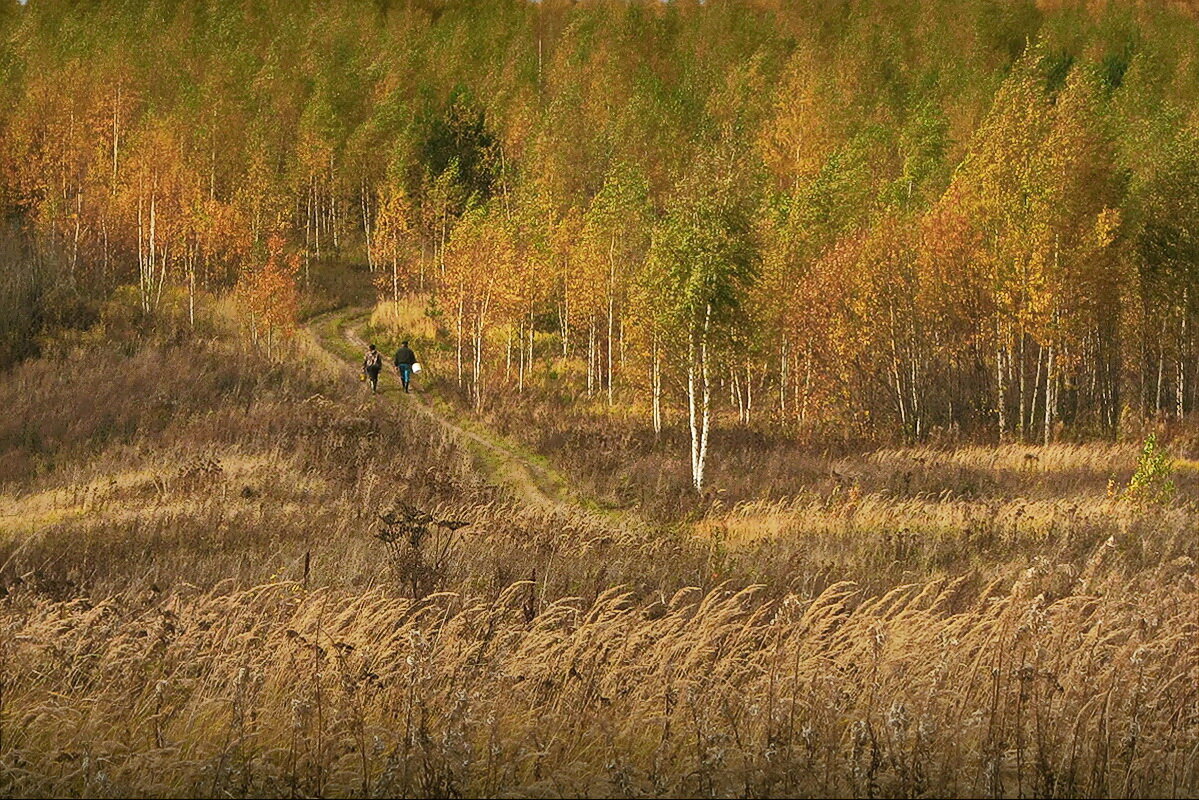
0 312 1195 797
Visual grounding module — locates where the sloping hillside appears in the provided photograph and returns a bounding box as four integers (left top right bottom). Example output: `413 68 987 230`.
0 311 1194 797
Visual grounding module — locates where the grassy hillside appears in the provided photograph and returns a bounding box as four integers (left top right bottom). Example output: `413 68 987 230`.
4 0 1199 791
0 304 1194 797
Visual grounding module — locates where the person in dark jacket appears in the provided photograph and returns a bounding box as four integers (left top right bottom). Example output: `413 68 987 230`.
394 340 417 393
363 344 383 393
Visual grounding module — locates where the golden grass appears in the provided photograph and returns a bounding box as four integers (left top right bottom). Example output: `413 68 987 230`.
709 492 1165 546
867 443 1138 472
1 321 1196 797
368 294 439 343
1 568 1193 797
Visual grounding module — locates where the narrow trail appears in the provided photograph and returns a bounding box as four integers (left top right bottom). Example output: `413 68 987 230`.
307 308 594 517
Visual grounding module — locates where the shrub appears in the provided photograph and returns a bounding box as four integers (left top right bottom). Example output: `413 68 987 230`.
1124 433 1176 505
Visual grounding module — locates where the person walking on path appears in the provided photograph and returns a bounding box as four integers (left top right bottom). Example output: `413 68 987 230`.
363 344 384 393
394 340 417 393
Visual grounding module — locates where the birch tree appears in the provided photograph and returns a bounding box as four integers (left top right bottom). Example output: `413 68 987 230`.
653 173 758 491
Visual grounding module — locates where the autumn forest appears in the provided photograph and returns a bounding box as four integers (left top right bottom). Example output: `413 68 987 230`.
1 2 1198 796
8 1 1199 466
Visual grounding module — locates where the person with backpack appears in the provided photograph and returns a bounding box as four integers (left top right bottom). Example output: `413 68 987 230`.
393 340 417 393
363 344 383 393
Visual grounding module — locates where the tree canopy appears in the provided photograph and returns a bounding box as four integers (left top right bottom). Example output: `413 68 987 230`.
5 0 1199 444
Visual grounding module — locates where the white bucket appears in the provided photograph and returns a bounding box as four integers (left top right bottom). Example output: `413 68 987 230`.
411 362 422 374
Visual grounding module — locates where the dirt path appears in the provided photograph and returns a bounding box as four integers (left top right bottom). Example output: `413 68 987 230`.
307 308 584 514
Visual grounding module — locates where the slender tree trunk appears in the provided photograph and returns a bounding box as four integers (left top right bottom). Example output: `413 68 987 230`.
801 343 812 425
687 305 713 492
997 331 1007 441
314 180 321 261
889 307 907 433
438 206 447 279
1044 341 1055 446
111 86 120 184
607 302 614 406
1178 291 1188 420
505 328 513 382
149 186 158 311
419 242 427 292
473 313 484 411
70 189 82 280
560 257 570 358
456 299 464 387
652 331 662 436
698 305 712 491
154 238 169 310
361 182 374 272
729 370 738 415
305 180 313 270
1030 343 1045 436
745 362 753 425
587 321 595 397
688 324 699 487
330 155 339 251
187 243 196 328
907 324 922 439
137 192 146 311
1017 327 1027 442
909 345 921 440
607 238 616 405
891 350 907 433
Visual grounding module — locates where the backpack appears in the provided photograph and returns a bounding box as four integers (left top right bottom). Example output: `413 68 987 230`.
365 350 381 369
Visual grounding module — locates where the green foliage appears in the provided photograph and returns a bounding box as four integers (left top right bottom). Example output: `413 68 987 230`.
419 86 498 210
1124 433 1176 505
652 171 759 334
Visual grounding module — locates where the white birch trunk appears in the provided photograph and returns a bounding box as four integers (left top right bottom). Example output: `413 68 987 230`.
112 86 120 184
1030 343 1045 435
746 362 753 425
149 187 158 311
1044 342 1055 446
652 331 662 436
506 327 513 381
361 182 374 272
687 325 699 487
1018 328 1027 442
1178 292 1188 419
687 305 712 492
137 192 146 312
474 315 483 411
587 321 595 397
697 305 712 491
607 237 615 406
997 334 1007 441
